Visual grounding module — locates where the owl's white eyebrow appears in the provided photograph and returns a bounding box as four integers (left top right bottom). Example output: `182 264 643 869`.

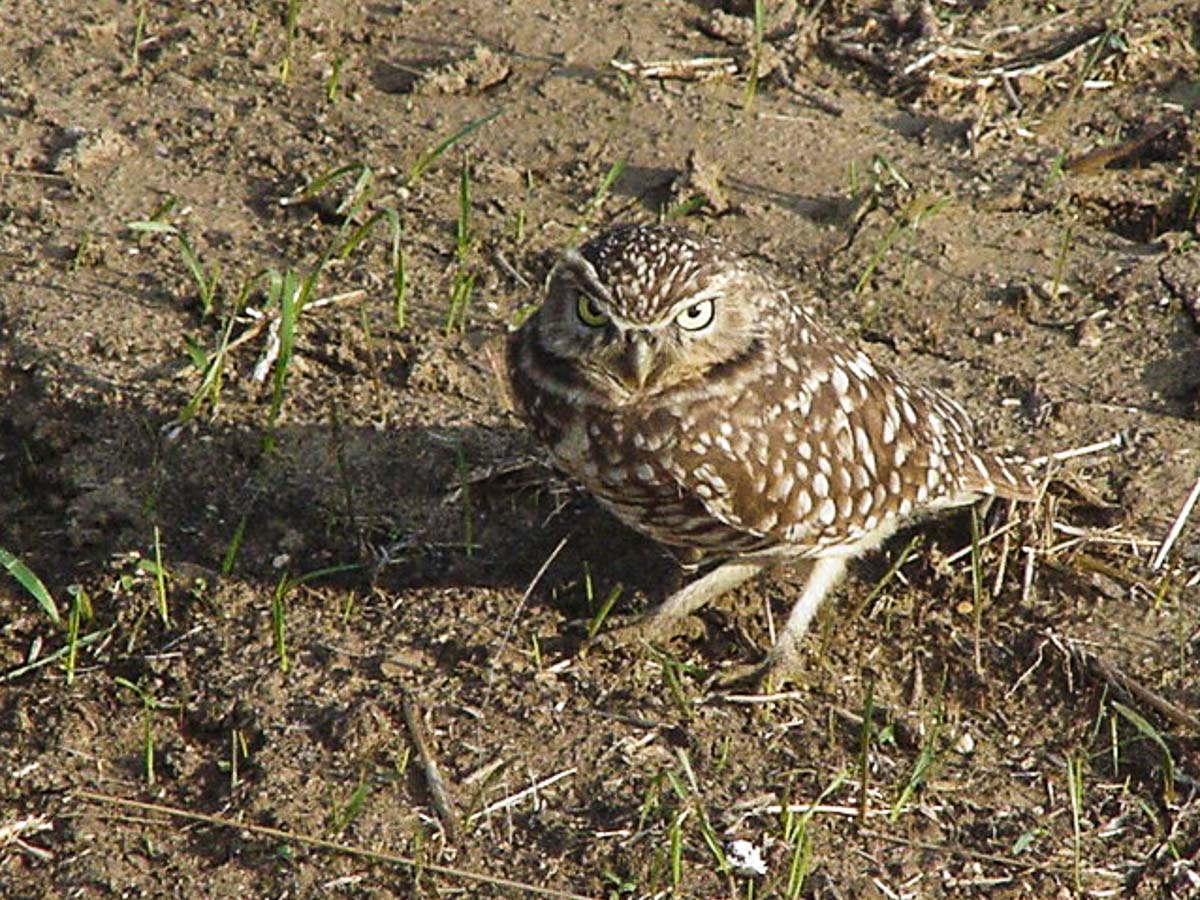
558 249 614 305
667 283 723 316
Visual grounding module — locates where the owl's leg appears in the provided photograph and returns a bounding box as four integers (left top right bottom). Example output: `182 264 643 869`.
594 559 767 646
765 555 848 670
715 555 848 687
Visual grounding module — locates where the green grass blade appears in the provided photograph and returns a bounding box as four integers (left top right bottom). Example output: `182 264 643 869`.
1112 701 1176 803
2 547 60 626
406 109 503 187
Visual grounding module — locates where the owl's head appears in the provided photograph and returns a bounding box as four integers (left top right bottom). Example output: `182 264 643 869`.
528 224 769 403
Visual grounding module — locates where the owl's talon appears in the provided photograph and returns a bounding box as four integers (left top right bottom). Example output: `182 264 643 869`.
588 612 691 653
712 645 807 692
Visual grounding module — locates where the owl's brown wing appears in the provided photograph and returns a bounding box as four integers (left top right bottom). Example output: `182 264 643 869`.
655 337 1031 557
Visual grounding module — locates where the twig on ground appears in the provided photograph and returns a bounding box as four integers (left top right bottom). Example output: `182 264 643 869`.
756 803 913 818
1150 474 1200 572
860 828 1068 876
74 790 595 900
250 289 365 383
492 250 531 289
399 686 460 841
944 519 1021 565
610 56 737 81
1031 433 1122 466
0 814 54 861
467 767 578 822
773 69 845 116
719 690 808 704
1053 633 1200 735
492 533 570 671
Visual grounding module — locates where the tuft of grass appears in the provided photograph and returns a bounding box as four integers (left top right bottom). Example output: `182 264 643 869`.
855 193 947 295
406 109 503 188
1048 217 1075 304
890 704 946 821
1186 165 1200 225
329 775 371 835
577 159 627 233
270 573 291 674
587 584 624 639
279 0 301 83
222 514 248 576
114 677 177 786
853 534 921 619
1059 0 1135 114
1113 701 1176 804
779 771 847 898
326 55 344 103
668 810 684 890
858 678 875 821
445 272 476 336
269 564 361 675
130 0 148 67
970 506 984 674
2 547 60 626
127 220 221 318
659 194 707 222
653 650 704 720
338 206 407 329
216 728 250 790
667 751 729 881
178 270 275 422
266 268 301 443
64 585 93 685
1066 753 1085 894
444 158 477 335
151 525 169 627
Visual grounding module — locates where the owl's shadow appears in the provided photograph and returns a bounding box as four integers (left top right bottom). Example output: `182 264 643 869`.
417 448 1017 665
407 454 684 621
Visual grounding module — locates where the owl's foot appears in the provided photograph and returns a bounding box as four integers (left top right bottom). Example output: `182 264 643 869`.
587 610 703 654
711 641 807 691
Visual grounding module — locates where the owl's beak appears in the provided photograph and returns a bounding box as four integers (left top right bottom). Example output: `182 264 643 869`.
618 330 655 390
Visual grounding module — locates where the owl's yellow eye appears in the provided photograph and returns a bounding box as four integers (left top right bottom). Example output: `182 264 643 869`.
576 294 609 327
675 298 715 331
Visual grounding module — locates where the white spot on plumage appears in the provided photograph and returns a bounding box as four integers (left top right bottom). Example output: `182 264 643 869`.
813 472 829 498
794 490 813 517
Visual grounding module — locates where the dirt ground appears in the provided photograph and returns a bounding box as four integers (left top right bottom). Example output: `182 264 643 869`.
2 1 1199 896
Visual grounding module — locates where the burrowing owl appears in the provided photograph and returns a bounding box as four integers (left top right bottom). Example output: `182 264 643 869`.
507 224 1037 681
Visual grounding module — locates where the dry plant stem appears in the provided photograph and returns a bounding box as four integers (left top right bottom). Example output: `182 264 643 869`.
494 533 570 667
921 21 1107 90
860 828 1068 876
773 68 845 116
610 56 737 81
74 790 594 900
1150 473 1200 571
250 289 365 383
759 803 917 818
400 686 460 841
1064 122 1173 173
1055 633 1200 735
1030 433 1122 466
467 767 578 822
0 814 54 861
